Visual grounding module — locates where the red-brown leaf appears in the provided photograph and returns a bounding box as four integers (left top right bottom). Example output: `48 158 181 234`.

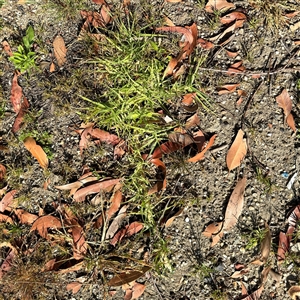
53 35 67 67
0 164 6 182
30 215 62 239
197 38 214 49
0 213 13 224
205 0 235 13
2 41 13 56
70 219 88 260
148 159 167 194
220 12 247 24
0 190 17 212
105 205 128 238
217 83 239 95
110 221 143 246
187 134 217 162
15 209 38 224
106 189 123 222
132 282 146 299
24 137 49 169
226 129 247 171
107 266 151 286
12 97 30 133
0 247 16 279
276 89 296 131
223 177 247 231
66 282 82 294
10 72 23 114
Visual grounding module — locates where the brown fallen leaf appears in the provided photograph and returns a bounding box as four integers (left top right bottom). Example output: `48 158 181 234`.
24 137 49 169
163 16 175 27
227 61 246 75
226 49 238 58
148 158 167 194
223 177 247 231
226 129 247 171
242 285 264 300
202 221 224 246
197 38 214 50
107 266 151 286
217 83 240 95
0 164 6 182
251 222 271 266
14 209 38 224
132 282 146 299
12 97 30 133
182 92 197 108
0 190 17 212
10 72 23 114
106 188 123 222
110 221 144 246
2 41 13 56
30 215 62 239
80 8 111 29
53 35 67 67
276 89 296 132
185 113 200 129
231 268 249 278
220 12 247 24
187 134 217 162
66 282 82 294
205 0 235 13
0 213 13 224
105 205 128 238
0 243 17 279
165 208 184 227
288 286 300 300
277 231 288 264
73 178 120 202
69 219 88 260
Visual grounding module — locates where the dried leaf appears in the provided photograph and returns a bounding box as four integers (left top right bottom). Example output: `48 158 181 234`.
226 129 247 171
182 93 196 106
12 97 30 133
106 189 123 222
165 208 184 227
0 190 17 212
24 137 49 169
202 222 223 238
70 219 88 260
197 38 214 49
277 231 288 264
0 245 17 279
217 83 239 95
288 286 300 300
205 0 235 13
260 222 271 263
185 113 200 129
290 21 300 32
10 72 23 114
124 289 133 300
211 231 224 247
66 282 82 294
220 12 247 24
0 164 6 181
276 89 296 132
0 213 13 224
73 178 120 202
107 266 151 286
226 49 238 58
242 286 264 300
49 62 55 72
241 282 248 297
163 16 175 26
15 209 38 224
223 177 246 231
148 159 167 194
2 41 13 56
106 205 128 238
231 268 249 278
53 35 67 67
30 215 62 239
166 0 182 2
80 8 111 29
132 282 146 299
227 61 246 75
188 134 217 162
110 221 144 246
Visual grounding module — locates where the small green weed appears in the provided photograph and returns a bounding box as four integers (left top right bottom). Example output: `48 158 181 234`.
152 237 173 274
9 26 36 73
245 227 267 251
255 167 274 194
211 290 228 300
193 263 214 280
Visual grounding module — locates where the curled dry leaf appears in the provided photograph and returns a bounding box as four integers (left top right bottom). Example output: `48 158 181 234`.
187 134 217 162
197 38 214 49
53 35 67 67
106 188 123 222
277 231 288 264
276 89 296 132
24 137 49 169
73 178 120 202
217 83 239 95
231 268 249 278
288 286 300 300
227 61 246 75
107 266 151 287
10 72 23 114
66 282 82 294
0 164 6 181
181 93 197 111
165 208 184 227
202 221 224 247
0 213 13 224
205 0 235 13
0 190 17 212
30 215 62 239
223 177 247 231
110 221 144 246
226 129 247 171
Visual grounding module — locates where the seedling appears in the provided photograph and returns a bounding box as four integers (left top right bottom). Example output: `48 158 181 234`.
245 227 268 251
9 26 36 73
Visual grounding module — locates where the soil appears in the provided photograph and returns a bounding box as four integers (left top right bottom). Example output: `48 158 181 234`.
1 0 300 299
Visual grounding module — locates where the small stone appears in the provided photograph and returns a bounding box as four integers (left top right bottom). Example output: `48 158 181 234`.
185 217 190 223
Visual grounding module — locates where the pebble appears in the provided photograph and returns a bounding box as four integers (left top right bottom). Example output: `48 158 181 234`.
185 217 190 223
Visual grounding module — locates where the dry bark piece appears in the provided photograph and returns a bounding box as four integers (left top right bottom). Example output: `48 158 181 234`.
107 266 151 286
276 89 296 132
223 177 247 231
30 215 62 239
53 35 67 67
226 129 247 171
23 137 49 169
